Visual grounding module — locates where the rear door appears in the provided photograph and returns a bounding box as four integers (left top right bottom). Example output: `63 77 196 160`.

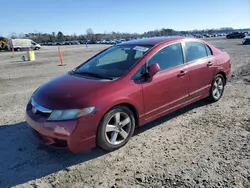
184 41 216 98
141 42 190 120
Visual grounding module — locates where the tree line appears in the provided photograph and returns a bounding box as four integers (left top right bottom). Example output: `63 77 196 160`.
2 27 250 43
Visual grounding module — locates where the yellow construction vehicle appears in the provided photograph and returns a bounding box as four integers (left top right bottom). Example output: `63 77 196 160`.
0 40 10 51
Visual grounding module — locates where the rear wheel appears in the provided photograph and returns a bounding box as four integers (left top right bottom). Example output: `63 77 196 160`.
207 74 225 102
97 106 135 151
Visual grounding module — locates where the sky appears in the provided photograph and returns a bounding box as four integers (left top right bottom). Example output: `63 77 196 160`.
0 0 249 36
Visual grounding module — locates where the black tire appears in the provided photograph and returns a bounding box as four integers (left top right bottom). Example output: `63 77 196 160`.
35 47 39 50
97 105 135 151
207 74 225 102
15 48 21 51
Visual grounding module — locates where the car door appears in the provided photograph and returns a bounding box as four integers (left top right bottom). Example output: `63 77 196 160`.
141 42 189 120
184 41 216 98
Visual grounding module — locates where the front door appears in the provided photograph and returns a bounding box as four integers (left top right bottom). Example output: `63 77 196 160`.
142 42 189 121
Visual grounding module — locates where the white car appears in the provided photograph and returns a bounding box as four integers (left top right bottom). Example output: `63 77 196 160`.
242 34 250 44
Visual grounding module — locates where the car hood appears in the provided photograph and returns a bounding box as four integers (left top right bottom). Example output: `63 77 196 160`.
244 35 250 39
33 72 111 110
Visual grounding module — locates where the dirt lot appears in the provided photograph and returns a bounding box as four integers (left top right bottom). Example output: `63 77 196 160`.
0 38 249 188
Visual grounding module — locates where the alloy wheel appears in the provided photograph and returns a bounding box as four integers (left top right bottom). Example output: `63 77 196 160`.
105 112 131 145
212 77 224 100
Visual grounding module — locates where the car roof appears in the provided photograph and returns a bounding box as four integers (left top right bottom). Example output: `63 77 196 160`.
118 36 185 46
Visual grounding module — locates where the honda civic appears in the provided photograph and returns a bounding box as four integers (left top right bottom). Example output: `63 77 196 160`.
25 36 231 153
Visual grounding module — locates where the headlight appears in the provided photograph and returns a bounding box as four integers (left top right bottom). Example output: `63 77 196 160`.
48 107 95 121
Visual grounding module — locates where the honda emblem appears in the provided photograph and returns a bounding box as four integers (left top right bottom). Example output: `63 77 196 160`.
32 106 37 114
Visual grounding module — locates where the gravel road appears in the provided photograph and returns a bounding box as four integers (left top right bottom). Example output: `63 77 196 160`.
0 39 249 188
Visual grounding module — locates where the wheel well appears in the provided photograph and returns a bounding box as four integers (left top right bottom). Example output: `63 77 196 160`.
113 103 139 127
216 71 227 84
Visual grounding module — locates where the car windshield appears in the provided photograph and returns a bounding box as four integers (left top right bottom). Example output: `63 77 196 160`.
73 44 153 79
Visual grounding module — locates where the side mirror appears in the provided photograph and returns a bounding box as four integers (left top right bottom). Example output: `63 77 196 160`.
147 63 160 78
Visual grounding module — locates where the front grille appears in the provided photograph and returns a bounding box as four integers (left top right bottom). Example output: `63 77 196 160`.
36 110 51 118
29 98 52 119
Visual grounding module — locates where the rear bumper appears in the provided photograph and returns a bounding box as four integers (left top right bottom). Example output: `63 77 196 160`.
25 112 97 153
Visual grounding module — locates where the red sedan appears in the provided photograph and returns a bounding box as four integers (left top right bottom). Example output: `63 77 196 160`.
25 37 231 153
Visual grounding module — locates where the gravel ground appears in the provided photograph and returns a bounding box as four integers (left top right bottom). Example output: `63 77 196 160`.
0 38 249 188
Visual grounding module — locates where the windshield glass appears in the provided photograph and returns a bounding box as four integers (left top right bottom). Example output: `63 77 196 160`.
73 44 153 78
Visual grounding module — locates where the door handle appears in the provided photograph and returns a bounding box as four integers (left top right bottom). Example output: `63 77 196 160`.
177 70 186 77
207 61 213 67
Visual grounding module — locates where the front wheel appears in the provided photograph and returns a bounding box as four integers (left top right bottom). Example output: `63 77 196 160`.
97 106 135 151
207 74 225 102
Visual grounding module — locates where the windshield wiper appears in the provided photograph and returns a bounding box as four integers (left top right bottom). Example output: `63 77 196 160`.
73 71 113 80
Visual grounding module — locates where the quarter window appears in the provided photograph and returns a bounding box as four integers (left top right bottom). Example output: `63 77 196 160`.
148 43 184 71
205 45 212 56
185 41 208 62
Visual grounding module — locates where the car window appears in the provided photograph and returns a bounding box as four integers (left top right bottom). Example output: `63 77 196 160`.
185 41 208 62
98 47 128 66
148 43 184 71
74 45 153 78
205 45 212 56
134 50 144 59
131 63 147 81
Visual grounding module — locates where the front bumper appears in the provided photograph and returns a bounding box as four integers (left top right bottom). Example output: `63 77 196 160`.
25 108 98 153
